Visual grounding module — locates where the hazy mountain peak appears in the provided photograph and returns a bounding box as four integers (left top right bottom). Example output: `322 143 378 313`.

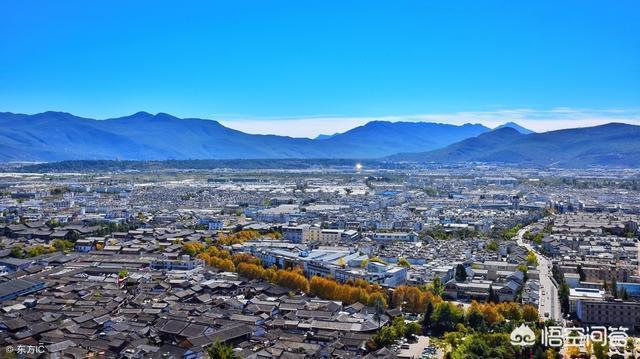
112 111 182 122
155 112 179 120
131 111 153 117
494 122 534 134
314 133 338 140
487 126 524 136
41 110 73 116
29 111 79 120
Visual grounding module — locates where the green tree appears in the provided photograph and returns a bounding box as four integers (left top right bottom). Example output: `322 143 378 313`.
533 232 544 245
26 245 51 257
10 245 23 258
424 187 438 197
552 266 570 314
455 264 467 282
558 282 570 314
577 265 586 281
372 325 398 348
206 340 237 359
466 308 486 331
45 218 60 228
391 316 406 337
486 240 499 251
517 264 529 273
50 186 68 195
526 250 538 266
373 296 385 328
398 258 411 268
118 269 129 279
500 224 523 241
444 331 465 351
370 317 419 350
429 277 445 297
522 304 539 322
592 340 609 359
545 348 560 359
488 285 499 303
52 239 74 252
625 338 635 356
423 301 434 332
523 231 533 241
450 333 517 359
431 302 464 335
405 321 421 338
67 230 80 241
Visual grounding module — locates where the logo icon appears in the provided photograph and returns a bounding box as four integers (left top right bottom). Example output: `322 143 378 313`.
510 324 536 346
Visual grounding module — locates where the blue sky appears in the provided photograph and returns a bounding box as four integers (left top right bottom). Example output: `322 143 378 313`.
1 1 639 137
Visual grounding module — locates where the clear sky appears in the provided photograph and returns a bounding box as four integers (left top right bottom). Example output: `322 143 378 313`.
1 1 639 137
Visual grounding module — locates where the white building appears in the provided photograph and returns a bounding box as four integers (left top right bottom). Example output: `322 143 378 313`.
282 224 310 243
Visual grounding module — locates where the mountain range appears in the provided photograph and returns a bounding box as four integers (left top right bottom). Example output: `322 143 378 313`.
0 111 637 167
388 123 640 167
0 111 489 161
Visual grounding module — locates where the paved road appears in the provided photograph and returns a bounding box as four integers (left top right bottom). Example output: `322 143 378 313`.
516 226 562 322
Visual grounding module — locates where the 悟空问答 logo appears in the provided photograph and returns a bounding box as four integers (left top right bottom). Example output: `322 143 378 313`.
510 324 536 346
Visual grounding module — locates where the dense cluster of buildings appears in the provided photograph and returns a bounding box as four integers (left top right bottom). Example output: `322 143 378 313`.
0 166 638 356
525 212 640 331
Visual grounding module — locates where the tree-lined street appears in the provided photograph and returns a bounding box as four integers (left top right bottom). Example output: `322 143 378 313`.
516 226 562 322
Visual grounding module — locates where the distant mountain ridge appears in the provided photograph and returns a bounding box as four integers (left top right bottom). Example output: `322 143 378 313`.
388 123 640 167
494 122 535 134
314 133 338 140
0 111 490 161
